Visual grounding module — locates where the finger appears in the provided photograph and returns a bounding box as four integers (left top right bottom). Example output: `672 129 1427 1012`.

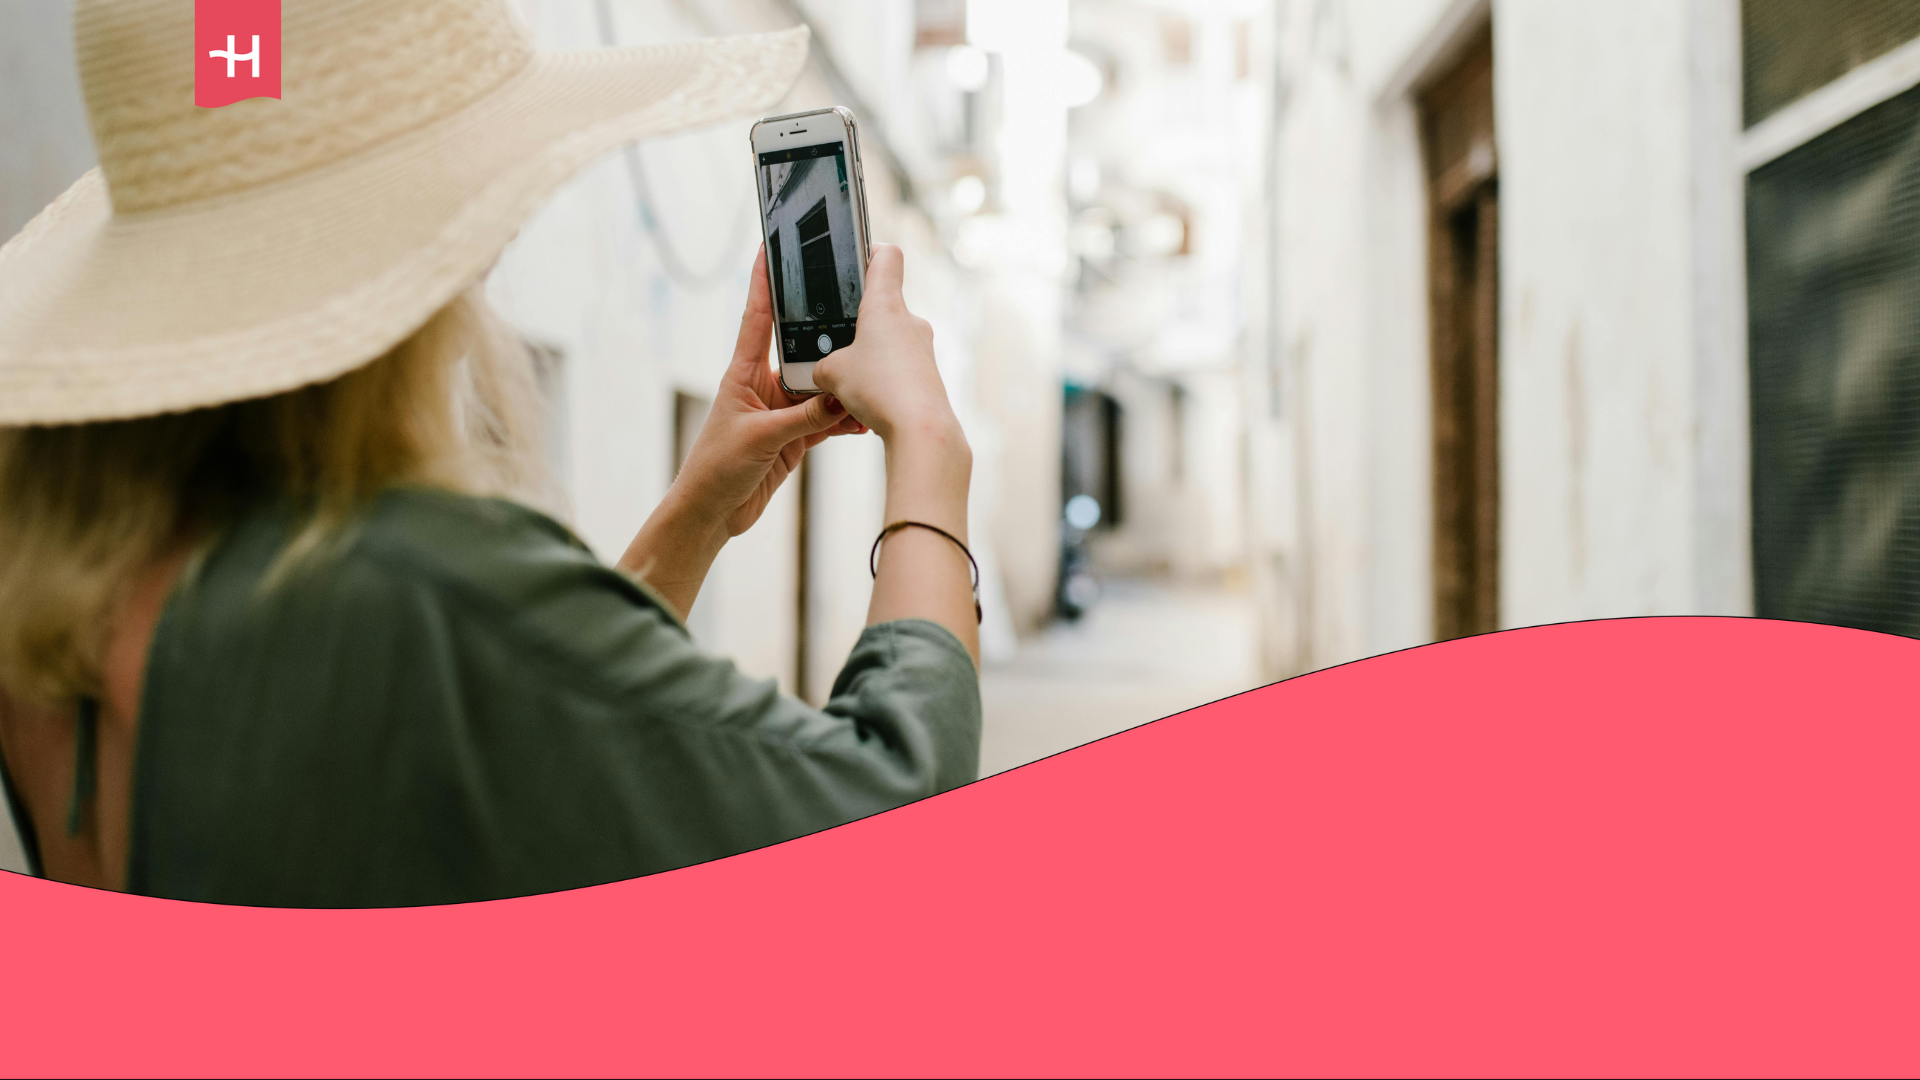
729 246 775 374
811 353 842 397
857 244 904 316
802 415 861 448
754 392 847 449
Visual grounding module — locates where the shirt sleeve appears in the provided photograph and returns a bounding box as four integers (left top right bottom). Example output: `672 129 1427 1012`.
380 499 985 888
132 490 981 907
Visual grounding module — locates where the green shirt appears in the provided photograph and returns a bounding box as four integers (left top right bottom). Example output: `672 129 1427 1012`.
28 487 981 906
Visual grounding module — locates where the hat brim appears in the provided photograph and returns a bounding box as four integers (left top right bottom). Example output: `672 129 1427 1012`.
0 26 809 425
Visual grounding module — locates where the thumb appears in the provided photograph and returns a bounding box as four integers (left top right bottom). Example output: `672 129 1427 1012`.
754 393 847 449
728 245 775 374
858 244 904 315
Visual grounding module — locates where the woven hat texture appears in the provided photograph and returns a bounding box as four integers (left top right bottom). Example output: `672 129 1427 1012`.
0 0 809 424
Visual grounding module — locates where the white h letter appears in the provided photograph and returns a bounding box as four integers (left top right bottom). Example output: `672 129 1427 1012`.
209 35 260 78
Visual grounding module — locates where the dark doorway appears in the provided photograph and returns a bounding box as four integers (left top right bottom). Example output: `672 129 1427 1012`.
1058 385 1122 620
767 228 788 319
1420 28 1499 641
797 199 844 321
1062 385 1124 528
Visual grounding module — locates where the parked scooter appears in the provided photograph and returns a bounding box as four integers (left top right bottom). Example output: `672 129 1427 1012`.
1056 494 1103 621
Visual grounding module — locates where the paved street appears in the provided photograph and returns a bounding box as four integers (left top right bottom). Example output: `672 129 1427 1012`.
979 575 1264 776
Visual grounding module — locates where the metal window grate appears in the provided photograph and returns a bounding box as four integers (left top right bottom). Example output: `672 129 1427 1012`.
1743 0 1920 128
1748 81 1920 635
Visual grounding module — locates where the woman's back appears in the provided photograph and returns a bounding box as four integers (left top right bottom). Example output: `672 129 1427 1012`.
4 487 978 907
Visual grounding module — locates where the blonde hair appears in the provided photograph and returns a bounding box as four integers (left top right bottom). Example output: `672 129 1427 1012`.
0 287 550 706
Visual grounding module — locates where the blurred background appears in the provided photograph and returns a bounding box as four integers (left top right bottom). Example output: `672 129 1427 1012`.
5 0 1919 778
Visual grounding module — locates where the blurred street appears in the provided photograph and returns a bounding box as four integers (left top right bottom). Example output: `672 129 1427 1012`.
980 576 1260 775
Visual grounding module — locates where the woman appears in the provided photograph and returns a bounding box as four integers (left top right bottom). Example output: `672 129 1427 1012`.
0 2 980 906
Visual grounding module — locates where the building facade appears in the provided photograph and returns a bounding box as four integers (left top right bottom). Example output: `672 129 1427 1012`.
1248 0 1920 677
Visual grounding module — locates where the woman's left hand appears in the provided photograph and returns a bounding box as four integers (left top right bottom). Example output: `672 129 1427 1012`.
618 246 863 617
682 245 867 537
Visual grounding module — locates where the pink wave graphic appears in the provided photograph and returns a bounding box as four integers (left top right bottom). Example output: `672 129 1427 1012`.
2 616 1916 1076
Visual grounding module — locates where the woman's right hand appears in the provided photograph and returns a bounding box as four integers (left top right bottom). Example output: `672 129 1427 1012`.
812 245 960 445
815 245 978 664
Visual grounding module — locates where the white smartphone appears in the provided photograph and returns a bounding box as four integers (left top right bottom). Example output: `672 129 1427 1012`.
750 107 873 395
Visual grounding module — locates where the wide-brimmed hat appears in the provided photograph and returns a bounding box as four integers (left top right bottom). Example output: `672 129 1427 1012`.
0 0 807 425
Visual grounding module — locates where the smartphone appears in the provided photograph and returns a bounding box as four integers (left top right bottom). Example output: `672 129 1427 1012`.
750 107 873 395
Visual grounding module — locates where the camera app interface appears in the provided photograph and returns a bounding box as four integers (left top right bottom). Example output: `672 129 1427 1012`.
759 140 861 364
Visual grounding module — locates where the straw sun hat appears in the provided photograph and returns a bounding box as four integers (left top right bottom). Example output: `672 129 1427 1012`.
0 0 808 425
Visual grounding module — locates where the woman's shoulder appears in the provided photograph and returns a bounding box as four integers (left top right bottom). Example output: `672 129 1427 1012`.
347 486 685 636
354 485 596 592
177 486 682 661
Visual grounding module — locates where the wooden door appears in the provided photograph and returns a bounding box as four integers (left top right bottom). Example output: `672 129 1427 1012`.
1420 29 1500 640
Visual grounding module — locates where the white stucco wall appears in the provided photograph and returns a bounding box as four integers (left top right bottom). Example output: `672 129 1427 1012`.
0 0 93 242
1498 0 1688 622
0 0 94 876
1263 0 1455 670
1495 0 1748 624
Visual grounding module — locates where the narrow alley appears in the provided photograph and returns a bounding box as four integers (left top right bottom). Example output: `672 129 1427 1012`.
980 576 1262 775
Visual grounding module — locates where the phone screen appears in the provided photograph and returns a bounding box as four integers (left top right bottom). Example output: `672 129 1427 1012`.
757 140 861 364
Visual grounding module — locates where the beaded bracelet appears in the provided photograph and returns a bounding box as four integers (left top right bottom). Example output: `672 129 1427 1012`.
869 520 983 625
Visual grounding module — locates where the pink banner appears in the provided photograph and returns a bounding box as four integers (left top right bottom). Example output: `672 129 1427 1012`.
194 0 280 108
1 616 1916 1075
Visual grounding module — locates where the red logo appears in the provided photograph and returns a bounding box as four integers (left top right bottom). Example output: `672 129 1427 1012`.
194 0 281 108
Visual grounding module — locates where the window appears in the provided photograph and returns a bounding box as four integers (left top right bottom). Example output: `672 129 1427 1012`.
1742 0 1920 127
914 0 966 49
1160 15 1192 67
1744 3 1920 635
796 199 844 321
1748 83 1920 635
671 390 710 482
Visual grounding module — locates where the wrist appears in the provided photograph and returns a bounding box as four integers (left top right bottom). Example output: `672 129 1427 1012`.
882 421 972 535
877 407 967 454
620 485 728 578
657 480 731 540
886 421 970 482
